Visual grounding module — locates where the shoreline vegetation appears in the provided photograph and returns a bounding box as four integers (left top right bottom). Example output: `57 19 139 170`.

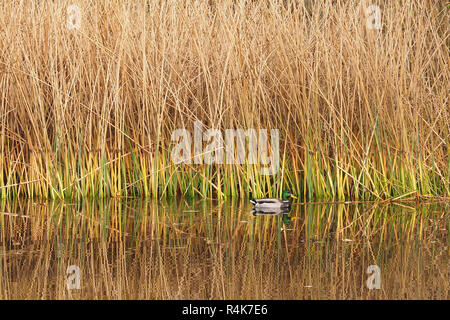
0 1 448 200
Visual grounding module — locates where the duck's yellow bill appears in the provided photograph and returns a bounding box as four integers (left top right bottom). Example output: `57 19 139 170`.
290 195 297 199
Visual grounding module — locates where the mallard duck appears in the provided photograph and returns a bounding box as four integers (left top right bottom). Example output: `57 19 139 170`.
250 190 297 210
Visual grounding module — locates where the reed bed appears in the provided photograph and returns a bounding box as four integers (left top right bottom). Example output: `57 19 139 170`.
0 0 448 200
0 199 448 299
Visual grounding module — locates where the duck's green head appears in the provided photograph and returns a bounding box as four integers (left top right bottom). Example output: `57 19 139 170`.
281 190 297 201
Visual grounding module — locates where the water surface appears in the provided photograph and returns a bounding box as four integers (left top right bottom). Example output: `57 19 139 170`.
0 199 448 299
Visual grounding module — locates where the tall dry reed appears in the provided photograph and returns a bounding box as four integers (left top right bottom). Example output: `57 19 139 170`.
0 0 448 200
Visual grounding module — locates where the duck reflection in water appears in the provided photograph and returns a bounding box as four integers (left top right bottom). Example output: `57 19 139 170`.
251 207 293 227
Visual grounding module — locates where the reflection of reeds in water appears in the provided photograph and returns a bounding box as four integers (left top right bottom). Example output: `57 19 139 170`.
0 200 448 299
0 1 449 200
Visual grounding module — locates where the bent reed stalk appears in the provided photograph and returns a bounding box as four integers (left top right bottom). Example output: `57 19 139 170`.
0 0 448 200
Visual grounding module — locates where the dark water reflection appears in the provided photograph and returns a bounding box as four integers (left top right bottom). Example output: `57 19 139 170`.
0 199 448 299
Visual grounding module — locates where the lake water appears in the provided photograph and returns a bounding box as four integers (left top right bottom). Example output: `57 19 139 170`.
0 199 448 299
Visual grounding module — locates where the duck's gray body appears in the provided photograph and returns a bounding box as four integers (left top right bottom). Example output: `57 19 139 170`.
250 198 291 210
